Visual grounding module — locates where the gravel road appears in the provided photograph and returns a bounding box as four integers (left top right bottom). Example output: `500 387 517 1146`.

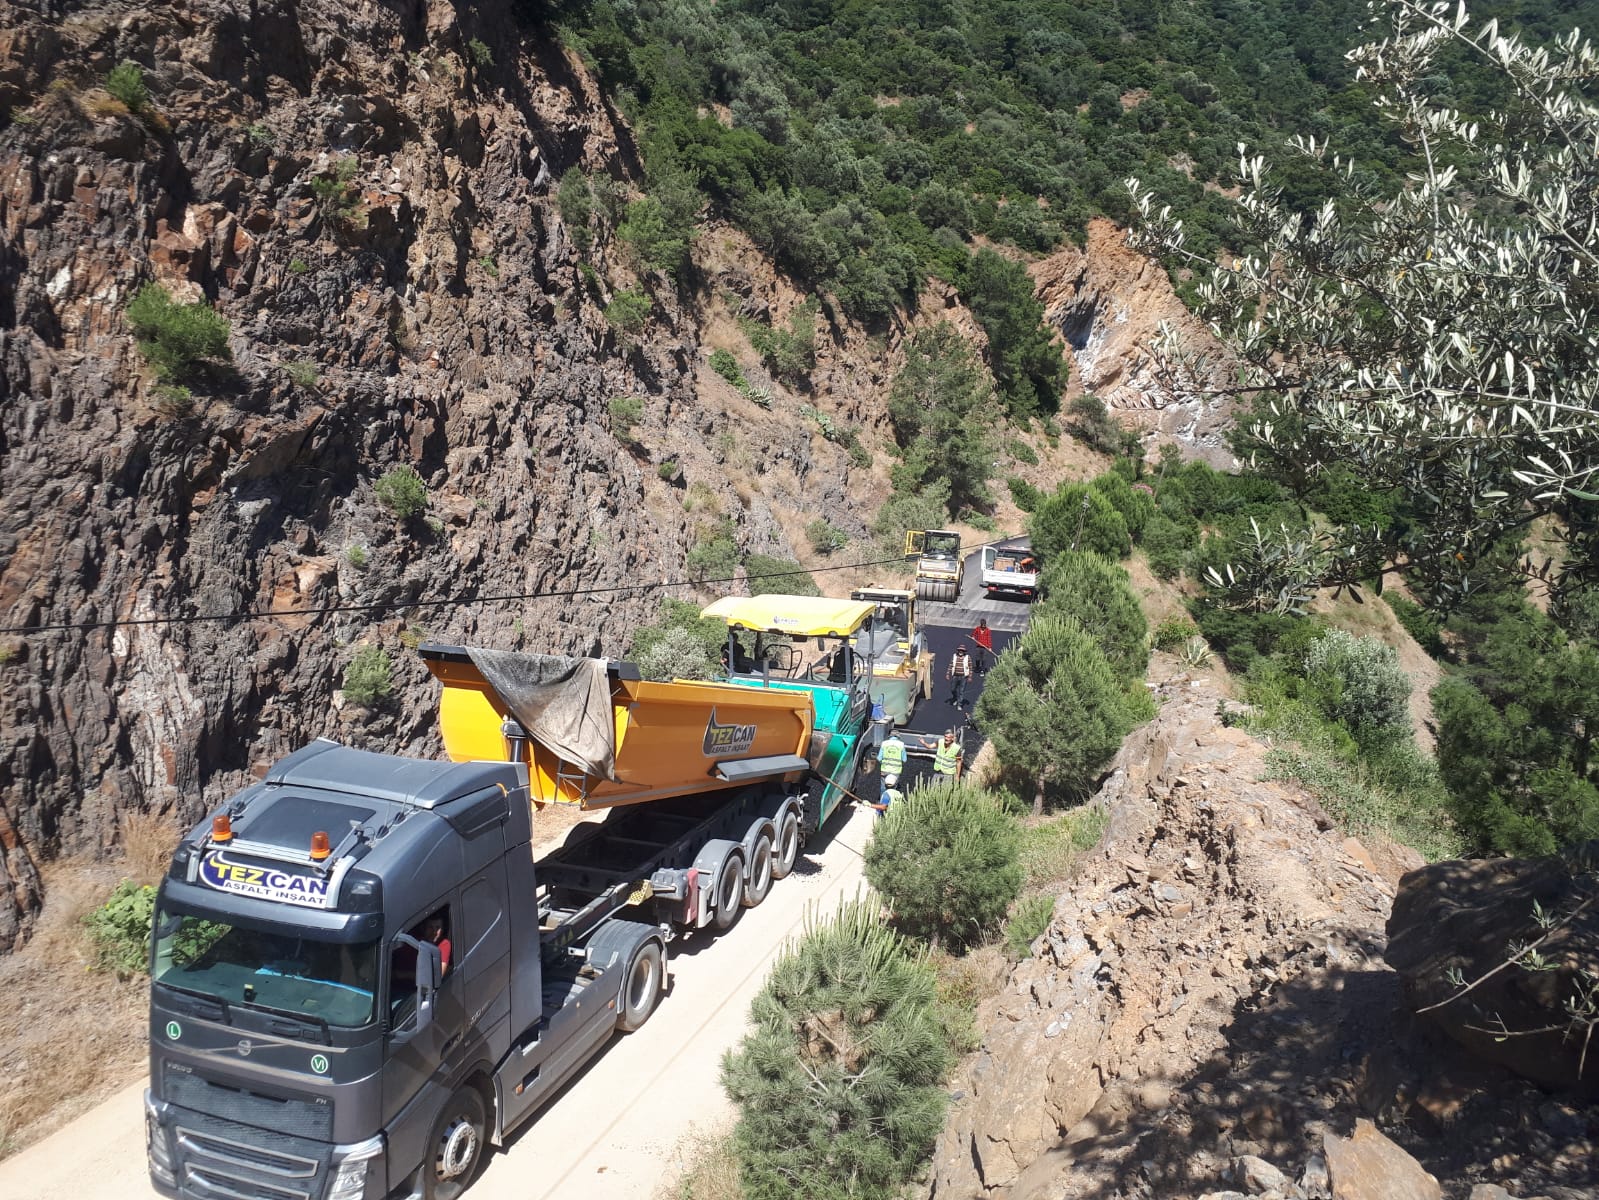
0 805 877 1200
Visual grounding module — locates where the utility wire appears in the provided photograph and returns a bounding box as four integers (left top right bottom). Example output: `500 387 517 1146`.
1 533 1030 637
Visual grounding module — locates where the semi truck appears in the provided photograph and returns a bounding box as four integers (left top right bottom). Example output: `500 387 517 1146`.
143 595 879 1200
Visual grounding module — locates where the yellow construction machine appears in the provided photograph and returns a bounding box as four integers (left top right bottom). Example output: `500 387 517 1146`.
903 529 964 602
848 585 933 726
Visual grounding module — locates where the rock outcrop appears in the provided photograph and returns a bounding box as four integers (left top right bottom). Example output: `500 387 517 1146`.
1033 218 1234 463
1386 847 1599 1097
927 665 1598 1199
0 0 687 948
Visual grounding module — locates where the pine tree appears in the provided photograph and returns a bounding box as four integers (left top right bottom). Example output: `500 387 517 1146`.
975 614 1152 814
864 779 1022 950
721 900 954 1200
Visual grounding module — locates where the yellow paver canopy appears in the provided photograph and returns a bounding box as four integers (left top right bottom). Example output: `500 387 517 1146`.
701 594 877 637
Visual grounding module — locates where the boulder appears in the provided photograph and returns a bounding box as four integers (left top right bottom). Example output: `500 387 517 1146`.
1385 846 1599 1095
1322 1120 1440 1200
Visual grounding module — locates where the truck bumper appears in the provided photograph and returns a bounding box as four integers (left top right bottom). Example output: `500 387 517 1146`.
145 1090 387 1200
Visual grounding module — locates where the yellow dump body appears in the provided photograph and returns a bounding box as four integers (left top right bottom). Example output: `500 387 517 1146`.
422 647 815 810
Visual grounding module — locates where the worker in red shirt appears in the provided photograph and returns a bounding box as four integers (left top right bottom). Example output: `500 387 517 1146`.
971 618 994 675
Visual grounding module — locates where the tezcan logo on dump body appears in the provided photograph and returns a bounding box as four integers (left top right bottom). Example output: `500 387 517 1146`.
199 853 332 908
702 709 758 757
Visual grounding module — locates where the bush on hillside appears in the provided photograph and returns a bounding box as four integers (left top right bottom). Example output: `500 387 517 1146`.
343 645 393 706
628 598 728 677
1302 629 1412 745
722 900 953 1200
84 881 156 977
865 779 1023 951
374 466 428 519
125 283 232 382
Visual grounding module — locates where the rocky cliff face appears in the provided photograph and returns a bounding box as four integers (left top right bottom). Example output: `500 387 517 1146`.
0 1 1223 952
0 0 701 949
927 666 1596 1199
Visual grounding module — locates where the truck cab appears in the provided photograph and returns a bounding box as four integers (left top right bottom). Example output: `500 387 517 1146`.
145 742 537 1200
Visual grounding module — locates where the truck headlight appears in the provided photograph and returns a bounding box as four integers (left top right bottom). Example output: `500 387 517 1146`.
328 1135 383 1200
144 1091 175 1184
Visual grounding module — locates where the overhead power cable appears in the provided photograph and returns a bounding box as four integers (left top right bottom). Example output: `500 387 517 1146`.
0 533 1030 637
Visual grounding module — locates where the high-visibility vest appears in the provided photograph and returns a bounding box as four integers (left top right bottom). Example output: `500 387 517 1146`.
879 739 906 773
881 787 903 809
934 739 960 775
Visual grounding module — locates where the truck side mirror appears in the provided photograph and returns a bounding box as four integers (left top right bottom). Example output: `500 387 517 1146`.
388 935 443 1043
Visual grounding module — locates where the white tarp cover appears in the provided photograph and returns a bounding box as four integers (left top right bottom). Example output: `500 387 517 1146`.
465 648 619 782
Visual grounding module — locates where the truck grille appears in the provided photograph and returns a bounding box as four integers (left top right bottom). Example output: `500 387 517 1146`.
165 1107 330 1200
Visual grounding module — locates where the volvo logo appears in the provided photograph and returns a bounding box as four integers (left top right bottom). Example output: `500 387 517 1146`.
236 1039 253 1057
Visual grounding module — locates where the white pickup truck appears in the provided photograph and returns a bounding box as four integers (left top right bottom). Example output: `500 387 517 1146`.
981 545 1038 599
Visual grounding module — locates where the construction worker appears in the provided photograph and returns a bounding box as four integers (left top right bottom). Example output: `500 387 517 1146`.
878 730 907 787
947 643 974 708
933 729 961 778
873 784 903 819
971 618 994 674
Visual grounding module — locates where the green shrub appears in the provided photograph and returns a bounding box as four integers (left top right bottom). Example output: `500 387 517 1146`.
744 554 820 596
84 881 156 977
722 900 954 1200
864 779 1023 950
742 301 817 384
1008 438 1039 466
1007 476 1043 512
246 122 273 149
374 466 428 519
1065 394 1124 455
288 257 311 275
284 360 319 388
628 598 728 676
467 37 493 66
805 518 848 555
1036 551 1149 682
345 545 368 570
557 171 595 252
618 195 691 276
687 521 741 581
343 645 393 706
125 283 232 382
1004 893 1055 959
634 625 716 682
709 347 745 387
311 158 364 228
105 62 148 113
1029 481 1131 561
976 614 1155 814
657 460 679 480
608 395 644 441
1152 616 1200 651
604 288 651 336
1302 629 1412 744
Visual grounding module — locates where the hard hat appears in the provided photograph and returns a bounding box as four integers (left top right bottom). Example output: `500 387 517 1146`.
882 772 900 788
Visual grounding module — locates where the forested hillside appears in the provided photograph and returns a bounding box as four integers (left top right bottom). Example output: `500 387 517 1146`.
558 0 1597 319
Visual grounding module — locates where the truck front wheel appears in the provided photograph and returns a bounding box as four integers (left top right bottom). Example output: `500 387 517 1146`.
619 941 663 1032
424 1087 487 1200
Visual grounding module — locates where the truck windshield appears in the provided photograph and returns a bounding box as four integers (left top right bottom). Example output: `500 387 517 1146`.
153 909 378 1028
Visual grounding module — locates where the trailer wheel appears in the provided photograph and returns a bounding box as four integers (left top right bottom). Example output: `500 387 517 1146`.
742 833 774 907
770 809 801 880
423 1086 487 1200
618 940 663 1032
711 852 744 930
